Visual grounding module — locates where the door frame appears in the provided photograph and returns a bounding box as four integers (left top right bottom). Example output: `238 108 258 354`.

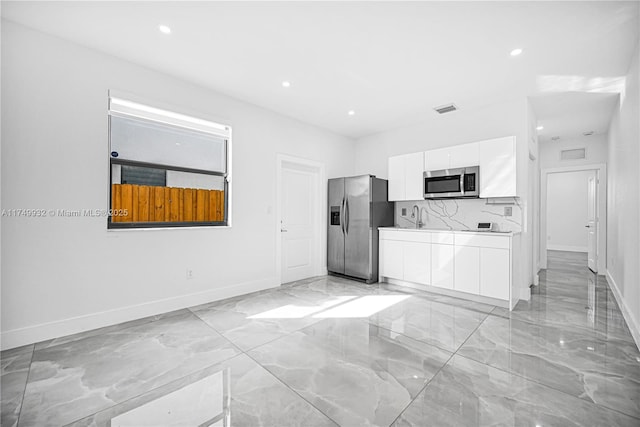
276 154 326 285
540 163 607 272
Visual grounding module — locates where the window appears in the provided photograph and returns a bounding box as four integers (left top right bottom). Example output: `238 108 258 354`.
108 95 231 228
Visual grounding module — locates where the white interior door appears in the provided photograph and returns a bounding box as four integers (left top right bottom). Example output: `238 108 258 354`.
281 165 318 284
587 171 598 272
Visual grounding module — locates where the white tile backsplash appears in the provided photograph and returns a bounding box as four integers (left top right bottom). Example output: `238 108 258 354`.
395 198 522 232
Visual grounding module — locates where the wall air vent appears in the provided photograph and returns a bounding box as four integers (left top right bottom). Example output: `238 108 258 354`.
560 148 586 161
551 136 560 141
434 103 458 114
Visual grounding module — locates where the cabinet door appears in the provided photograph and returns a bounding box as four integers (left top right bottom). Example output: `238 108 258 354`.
405 152 425 201
388 155 405 201
424 148 450 171
380 239 403 279
479 136 516 198
454 246 480 295
403 241 431 285
480 247 510 300
449 142 479 169
431 243 454 289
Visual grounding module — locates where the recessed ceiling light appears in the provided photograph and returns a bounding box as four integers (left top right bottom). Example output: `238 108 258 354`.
158 24 171 35
281 81 291 88
536 125 544 131
348 110 355 116
510 48 523 56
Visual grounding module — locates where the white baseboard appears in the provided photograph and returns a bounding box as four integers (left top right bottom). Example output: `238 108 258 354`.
547 244 588 252
0 277 278 351
606 270 640 351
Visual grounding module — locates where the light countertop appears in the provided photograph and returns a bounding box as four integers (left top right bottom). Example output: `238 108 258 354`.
379 226 521 236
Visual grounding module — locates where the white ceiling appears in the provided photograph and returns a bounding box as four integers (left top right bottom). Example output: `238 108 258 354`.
3 1 638 140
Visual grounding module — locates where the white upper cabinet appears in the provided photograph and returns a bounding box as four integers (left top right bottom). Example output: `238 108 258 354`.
424 142 479 171
449 142 479 169
391 135 516 200
405 152 424 200
388 155 405 201
424 147 450 171
479 136 516 198
388 152 424 201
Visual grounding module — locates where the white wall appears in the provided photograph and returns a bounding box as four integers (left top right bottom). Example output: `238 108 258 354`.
607 38 640 348
539 134 608 169
0 21 356 349
353 97 533 300
546 171 593 252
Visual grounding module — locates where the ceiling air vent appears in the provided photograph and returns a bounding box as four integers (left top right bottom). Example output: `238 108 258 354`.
560 148 586 161
434 103 458 114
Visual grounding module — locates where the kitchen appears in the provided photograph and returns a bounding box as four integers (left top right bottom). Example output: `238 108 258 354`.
329 136 523 309
2 2 639 426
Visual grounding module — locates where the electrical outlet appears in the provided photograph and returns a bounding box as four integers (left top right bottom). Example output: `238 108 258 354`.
401 208 407 216
504 206 512 217
186 269 194 279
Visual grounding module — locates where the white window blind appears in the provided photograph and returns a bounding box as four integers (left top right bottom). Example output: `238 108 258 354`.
109 97 229 174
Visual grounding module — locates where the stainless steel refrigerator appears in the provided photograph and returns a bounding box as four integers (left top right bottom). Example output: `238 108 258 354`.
328 175 394 283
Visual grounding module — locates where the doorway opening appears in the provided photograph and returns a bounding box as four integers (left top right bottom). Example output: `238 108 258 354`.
276 155 326 285
540 164 606 273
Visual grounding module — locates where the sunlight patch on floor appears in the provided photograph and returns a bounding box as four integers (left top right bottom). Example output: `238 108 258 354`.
247 296 357 319
246 295 411 319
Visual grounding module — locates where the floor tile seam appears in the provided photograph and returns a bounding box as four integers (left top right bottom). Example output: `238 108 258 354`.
387 311 491 427
187 309 245 354
378 285 497 316
486 307 601 329
31 309 191 355
360 317 458 355
241 350 341 427
386 350 457 427
59 355 246 427
231 316 329 354
451 353 640 421
300 315 458 358
483 311 634 345
14 344 36 427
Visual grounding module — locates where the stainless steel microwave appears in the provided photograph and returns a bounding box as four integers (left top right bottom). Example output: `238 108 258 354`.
424 166 480 199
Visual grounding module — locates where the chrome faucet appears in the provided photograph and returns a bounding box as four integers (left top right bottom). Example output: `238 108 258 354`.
411 205 423 229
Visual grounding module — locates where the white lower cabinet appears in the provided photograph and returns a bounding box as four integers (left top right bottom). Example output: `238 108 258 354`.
403 241 431 285
379 228 517 308
480 247 510 300
380 239 403 280
379 230 431 285
454 245 480 295
431 243 454 289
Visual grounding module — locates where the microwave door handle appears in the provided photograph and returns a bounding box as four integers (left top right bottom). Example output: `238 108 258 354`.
459 173 465 195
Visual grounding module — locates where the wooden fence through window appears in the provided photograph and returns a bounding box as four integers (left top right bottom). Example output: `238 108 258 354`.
111 184 224 223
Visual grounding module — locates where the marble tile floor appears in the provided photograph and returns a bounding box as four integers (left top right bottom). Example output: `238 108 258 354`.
2 250 639 426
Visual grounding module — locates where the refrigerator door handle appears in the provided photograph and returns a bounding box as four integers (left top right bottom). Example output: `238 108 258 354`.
341 197 346 235
345 197 350 235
